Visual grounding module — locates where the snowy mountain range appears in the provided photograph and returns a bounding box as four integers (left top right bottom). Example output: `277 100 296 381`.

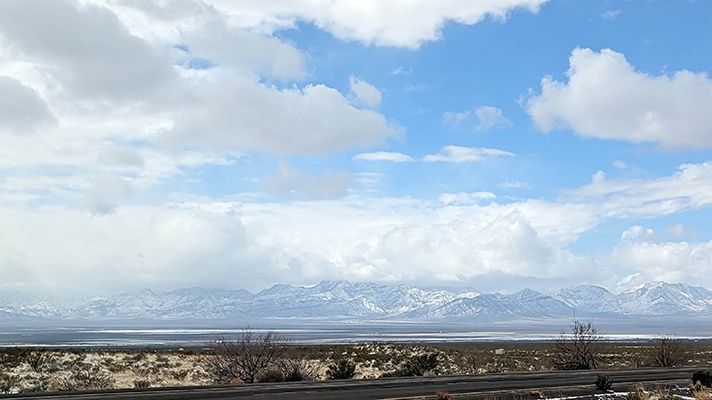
1 281 711 322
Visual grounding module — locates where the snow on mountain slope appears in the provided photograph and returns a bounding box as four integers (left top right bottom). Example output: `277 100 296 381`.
1 280 711 321
615 282 712 315
552 285 620 314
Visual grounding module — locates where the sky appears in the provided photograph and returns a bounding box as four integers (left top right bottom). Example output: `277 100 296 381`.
1 0 711 296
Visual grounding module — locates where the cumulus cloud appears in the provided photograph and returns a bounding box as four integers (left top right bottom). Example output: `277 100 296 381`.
349 76 382 108
168 79 398 156
186 25 306 81
206 0 550 49
352 151 415 162
231 197 599 291
444 106 513 131
422 145 515 162
262 162 352 200
607 226 712 286
592 170 606 184
526 48 712 150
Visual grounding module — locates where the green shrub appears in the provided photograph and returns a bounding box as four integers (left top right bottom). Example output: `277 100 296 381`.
382 353 440 377
326 359 356 380
692 370 712 387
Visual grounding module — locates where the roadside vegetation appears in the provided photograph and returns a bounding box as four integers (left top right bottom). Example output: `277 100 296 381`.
1 326 711 394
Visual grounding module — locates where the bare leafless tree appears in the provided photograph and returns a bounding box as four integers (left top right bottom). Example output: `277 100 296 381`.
652 335 686 367
206 329 288 384
552 319 602 370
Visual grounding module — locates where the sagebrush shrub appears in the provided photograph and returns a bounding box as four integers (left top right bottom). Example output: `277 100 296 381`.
326 359 356 380
62 364 115 391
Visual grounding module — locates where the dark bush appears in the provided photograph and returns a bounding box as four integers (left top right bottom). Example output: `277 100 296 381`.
133 379 151 389
692 370 712 387
326 359 356 380
382 353 439 377
279 358 318 382
595 374 612 390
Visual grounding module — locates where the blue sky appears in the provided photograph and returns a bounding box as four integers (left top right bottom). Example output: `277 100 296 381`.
1 0 711 295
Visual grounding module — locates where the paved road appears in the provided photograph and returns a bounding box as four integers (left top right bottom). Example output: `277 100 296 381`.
2 368 699 400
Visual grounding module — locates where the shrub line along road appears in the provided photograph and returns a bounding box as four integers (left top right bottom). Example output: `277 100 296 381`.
2 368 700 400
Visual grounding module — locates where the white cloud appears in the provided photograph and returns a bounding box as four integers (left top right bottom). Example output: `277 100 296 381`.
0 204 270 293
0 77 55 134
607 227 712 286
592 170 606 183
526 48 712 150
352 151 415 162
0 0 399 216
612 160 628 169
168 78 398 156
438 192 496 205
498 181 531 189
443 111 470 126
601 10 622 20
565 161 712 220
0 0 176 103
444 106 512 131
620 225 657 243
423 145 515 162
665 223 696 238
6 159 712 293
391 66 412 76
349 76 382 108
205 0 550 49
473 106 513 131
262 162 352 200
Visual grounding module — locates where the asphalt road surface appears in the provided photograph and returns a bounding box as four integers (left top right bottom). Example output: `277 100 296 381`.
2 368 699 400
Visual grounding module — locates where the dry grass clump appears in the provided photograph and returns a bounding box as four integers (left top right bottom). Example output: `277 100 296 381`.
436 390 454 400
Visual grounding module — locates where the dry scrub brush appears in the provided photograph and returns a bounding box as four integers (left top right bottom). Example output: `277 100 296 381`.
205 330 288 384
652 336 687 368
551 319 602 370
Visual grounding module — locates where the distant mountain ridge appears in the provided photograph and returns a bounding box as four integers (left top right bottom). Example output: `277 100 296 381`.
1 281 711 322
